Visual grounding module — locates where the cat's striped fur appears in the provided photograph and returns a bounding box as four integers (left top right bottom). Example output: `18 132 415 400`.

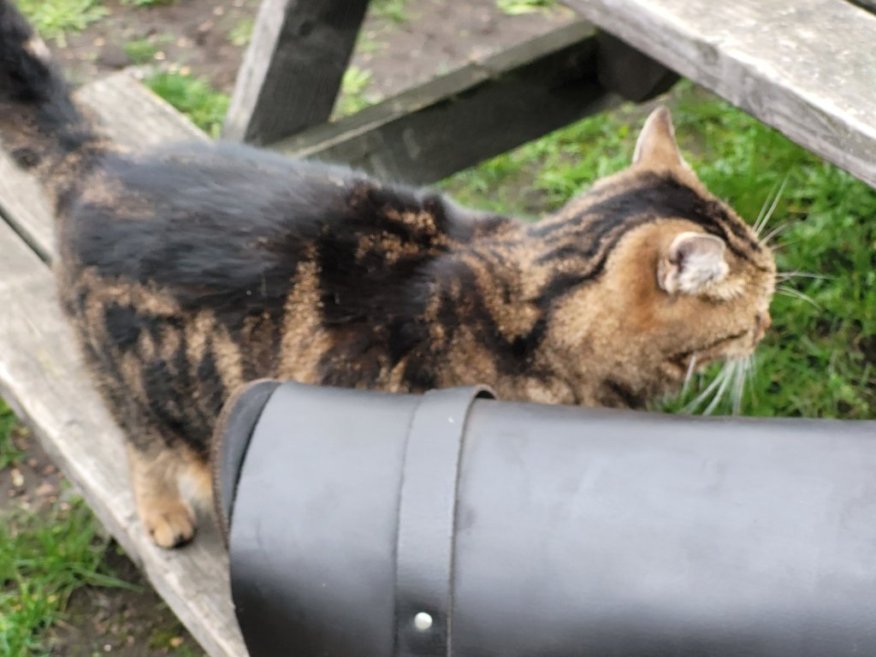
0 0 774 547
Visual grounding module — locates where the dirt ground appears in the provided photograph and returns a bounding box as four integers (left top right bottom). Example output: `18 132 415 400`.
55 0 575 98
6 1 576 655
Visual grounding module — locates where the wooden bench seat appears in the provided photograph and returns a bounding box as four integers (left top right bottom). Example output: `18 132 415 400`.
0 72 245 657
566 0 876 189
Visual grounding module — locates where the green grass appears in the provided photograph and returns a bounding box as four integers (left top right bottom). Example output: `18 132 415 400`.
445 81 876 419
0 500 134 656
0 400 23 470
371 0 410 23
228 17 255 47
144 72 229 138
356 31 383 55
16 0 107 45
123 38 159 65
496 0 557 15
335 65 377 117
122 0 174 7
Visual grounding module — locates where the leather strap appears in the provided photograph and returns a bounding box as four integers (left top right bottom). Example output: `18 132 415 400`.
394 386 494 657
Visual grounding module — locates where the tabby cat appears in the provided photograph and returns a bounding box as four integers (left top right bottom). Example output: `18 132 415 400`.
0 0 775 548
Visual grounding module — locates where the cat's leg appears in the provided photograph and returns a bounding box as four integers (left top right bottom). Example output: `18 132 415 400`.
127 440 211 548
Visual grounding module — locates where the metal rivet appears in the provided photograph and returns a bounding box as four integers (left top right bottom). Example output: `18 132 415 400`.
414 612 433 631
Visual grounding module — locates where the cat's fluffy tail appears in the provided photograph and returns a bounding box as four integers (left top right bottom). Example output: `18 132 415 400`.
0 0 102 202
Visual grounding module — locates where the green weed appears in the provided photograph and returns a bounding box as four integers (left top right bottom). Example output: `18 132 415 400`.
371 0 409 24
122 0 175 7
123 38 159 65
0 500 134 656
228 17 254 47
496 0 557 15
16 0 107 45
356 31 383 55
0 399 23 470
144 72 229 138
335 66 377 117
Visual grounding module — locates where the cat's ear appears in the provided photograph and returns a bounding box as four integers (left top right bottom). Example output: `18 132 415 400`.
633 106 688 171
658 231 729 295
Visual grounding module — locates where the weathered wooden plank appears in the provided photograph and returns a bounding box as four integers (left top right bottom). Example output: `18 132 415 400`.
78 73 206 147
0 72 206 263
0 220 246 657
565 0 876 189
224 0 370 145
273 20 616 185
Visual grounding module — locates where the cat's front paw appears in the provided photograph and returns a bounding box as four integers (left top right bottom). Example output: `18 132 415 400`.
143 502 196 548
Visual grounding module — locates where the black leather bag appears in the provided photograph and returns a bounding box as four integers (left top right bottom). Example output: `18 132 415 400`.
213 380 876 657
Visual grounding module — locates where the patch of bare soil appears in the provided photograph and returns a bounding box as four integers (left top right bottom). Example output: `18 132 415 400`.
1 427 63 514
53 0 575 99
56 0 261 91
45 550 202 657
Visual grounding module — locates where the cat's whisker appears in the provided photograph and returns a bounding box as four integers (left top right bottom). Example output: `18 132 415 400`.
747 353 758 384
728 360 740 415
681 370 720 414
777 285 822 309
776 271 831 282
730 357 748 415
753 175 789 236
703 361 735 415
752 191 773 236
767 236 807 253
762 221 792 246
683 362 731 414
681 353 698 399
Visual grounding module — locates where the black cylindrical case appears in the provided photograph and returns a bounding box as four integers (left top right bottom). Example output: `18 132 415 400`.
213 380 876 657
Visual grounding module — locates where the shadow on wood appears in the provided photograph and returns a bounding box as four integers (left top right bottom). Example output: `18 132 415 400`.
273 21 617 185
596 31 678 103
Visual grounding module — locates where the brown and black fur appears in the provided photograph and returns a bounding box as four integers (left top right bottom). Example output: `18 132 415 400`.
0 0 775 547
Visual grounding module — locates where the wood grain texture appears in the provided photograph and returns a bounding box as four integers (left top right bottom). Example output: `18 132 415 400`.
0 221 246 657
565 0 876 189
0 147 54 261
274 20 616 184
0 72 206 263
77 72 206 146
224 0 370 145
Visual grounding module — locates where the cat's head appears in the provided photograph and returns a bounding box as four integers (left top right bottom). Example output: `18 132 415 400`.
541 107 776 401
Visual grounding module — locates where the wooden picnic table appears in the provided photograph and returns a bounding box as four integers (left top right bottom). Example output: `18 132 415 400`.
0 1 874 655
